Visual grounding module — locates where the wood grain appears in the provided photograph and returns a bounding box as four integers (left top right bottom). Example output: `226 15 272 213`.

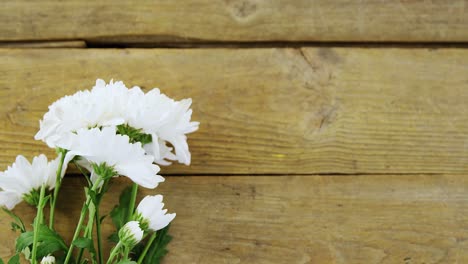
1 175 467 263
1 1 468 43
0 41 86 48
1 48 468 174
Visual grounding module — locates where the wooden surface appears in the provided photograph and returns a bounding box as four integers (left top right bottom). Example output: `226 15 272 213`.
0 48 468 174
1 175 468 263
2 1 468 43
0 41 86 48
1 1 468 263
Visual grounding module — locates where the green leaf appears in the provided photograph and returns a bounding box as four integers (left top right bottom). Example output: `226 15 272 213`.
72 237 96 255
16 224 67 258
15 231 33 252
72 237 97 263
37 242 64 259
108 232 119 244
136 225 173 264
10 222 22 232
116 124 153 145
7 254 19 264
0 257 4 264
110 186 132 231
2 208 26 233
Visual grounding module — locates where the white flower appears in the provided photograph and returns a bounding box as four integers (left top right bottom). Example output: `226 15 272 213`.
126 88 199 165
0 155 61 210
136 195 176 231
34 79 128 148
41 255 55 264
143 136 177 166
57 127 164 189
119 221 144 247
35 79 199 166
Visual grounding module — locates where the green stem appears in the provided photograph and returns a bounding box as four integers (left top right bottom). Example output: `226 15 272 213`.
106 241 123 264
31 183 47 264
128 183 138 221
123 246 130 261
64 177 102 264
77 201 96 264
49 150 67 229
95 205 104 264
137 232 157 264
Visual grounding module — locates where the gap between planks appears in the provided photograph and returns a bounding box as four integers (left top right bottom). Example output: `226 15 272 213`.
3 40 468 49
66 172 445 177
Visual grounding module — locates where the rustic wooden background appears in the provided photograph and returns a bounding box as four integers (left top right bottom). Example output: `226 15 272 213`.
1 1 468 263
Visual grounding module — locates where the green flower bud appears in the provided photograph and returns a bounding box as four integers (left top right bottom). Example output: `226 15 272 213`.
119 221 143 247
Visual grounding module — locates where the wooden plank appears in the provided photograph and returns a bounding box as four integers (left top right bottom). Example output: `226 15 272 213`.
0 41 86 48
1 1 468 42
1 48 468 174
1 175 467 263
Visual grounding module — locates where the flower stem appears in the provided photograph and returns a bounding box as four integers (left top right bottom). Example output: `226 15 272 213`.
76 201 96 264
31 183 47 264
137 232 157 264
123 246 131 261
106 241 123 264
64 177 102 264
128 183 138 221
49 150 67 229
95 205 104 264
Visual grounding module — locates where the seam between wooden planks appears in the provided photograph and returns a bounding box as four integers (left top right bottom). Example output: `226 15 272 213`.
85 41 468 49
3 40 468 49
65 172 445 177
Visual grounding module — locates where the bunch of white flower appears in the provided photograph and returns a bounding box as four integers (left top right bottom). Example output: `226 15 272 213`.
0 79 196 264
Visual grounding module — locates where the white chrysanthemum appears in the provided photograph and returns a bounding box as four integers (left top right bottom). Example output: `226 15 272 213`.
57 127 164 189
34 79 128 148
41 255 55 264
35 79 199 166
0 155 61 209
136 195 176 231
119 221 144 247
143 137 177 166
126 88 199 165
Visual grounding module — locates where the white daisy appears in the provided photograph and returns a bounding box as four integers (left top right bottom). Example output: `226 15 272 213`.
35 79 199 166
135 195 176 231
126 88 199 165
57 127 164 189
41 255 56 264
34 79 128 148
119 221 144 247
143 136 177 166
0 155 61 210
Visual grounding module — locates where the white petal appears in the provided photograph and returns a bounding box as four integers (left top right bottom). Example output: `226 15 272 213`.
136 194 175 231
0 191 22 210
58 127 164 188
116 162 163 189
150 213 176 231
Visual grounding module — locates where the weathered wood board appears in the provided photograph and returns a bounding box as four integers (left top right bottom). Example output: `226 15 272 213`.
0 48 468 174
1 175 467 263
1 1 468 42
